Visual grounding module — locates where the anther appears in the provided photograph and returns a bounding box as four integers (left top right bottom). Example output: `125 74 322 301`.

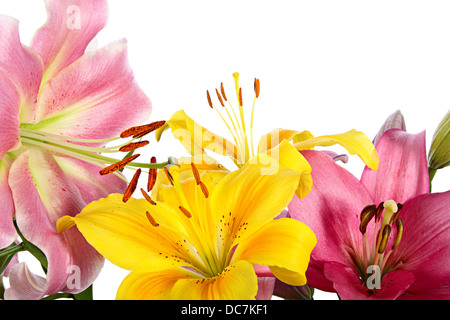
206 90 213 108
119 140 149 152
375 202 384 223
147 156 157 192
238 87 243 107
146 211 159 227
378 225 391 254
179 206 192 218
359 204 377 234
164 166 175 186
122 168 141 202
191 162 201 185
140 188 157 205
220 82 228 101
99 154 140 175
120 121 166 139
199 181 209 198
254 78 260 98
215 88 225 107
392 218 403 251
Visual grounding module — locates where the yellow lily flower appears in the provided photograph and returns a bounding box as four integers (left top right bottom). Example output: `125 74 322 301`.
57 154 317 300
156 73 379 199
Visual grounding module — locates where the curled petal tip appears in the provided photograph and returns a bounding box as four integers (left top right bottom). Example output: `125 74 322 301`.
56 216 75 233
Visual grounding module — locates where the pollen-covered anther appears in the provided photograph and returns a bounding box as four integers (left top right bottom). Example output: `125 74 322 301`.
254 78 260 98
146 211 159 227
199 181 209 198
238 87 243 107
359 204 376 234
119 140 149 152
191 162 201 185
206 90 213 108
179 206 192 218
220 82 228 101
148 156 157 191
215 88 225 107
392 218 404 250
99 154 140 175
140 188 156 205
120 120 166 139
164 166 175 186
122 168 141 202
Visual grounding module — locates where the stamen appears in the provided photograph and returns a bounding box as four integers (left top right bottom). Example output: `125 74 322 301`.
215 88 225 107
119 140 149 152
199 181 209 198
220 82 228 101
238 87 243 107
140 188 157 205
375 202 384 222
359 205 377 234
99 154 140 175
122 168 141 202
392 218 403 250
147 156 157 191
254 78 260 98
146 211 159 227
378 225 391 254
164 166 175 186
120 121 166 139
206 90 213 108
179 206 192 218
191 163 201 185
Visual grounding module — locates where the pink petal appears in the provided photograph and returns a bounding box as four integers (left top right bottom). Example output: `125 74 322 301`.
0 155 17 248
4 262 47 300
31 0 108 84
0 75 21 159
0 15 44 124
255 277 276 300
53 155 127 204
323 261 415 300
7 149 104 298
361 129 429 204
389 191 450 300
288 150 373 292
34 39 152 140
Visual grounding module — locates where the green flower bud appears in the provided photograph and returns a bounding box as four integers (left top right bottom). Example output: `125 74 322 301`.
428 110 450 170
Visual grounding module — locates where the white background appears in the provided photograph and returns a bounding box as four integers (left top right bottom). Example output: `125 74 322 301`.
1 0 449 300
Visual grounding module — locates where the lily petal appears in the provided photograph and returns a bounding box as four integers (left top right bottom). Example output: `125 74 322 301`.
389 191 450 300
116 265 195 300
323 261 415 300
31 39 151 139
7 149 104 298
293 129 379 170
372 110 406 145
288 150 373 292
31 0 108 85
0 75 21 160
171 260 258 300
4 262 47 300
155 110 239 165
0 15 44 124
361 129 429 204
232 218 317 286
0 155 17 248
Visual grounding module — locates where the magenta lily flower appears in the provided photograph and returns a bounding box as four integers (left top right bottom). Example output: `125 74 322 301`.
288 128 450 299
1 0 151 299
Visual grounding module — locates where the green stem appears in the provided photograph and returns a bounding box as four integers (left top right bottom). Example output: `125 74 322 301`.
0 243 25 258
428 167 437 192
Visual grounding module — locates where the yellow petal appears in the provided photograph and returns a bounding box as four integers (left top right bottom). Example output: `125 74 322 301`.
232 218 317 286
293 129 380 170
116 266 196 300
57 193 196 272
265 140 313 199
170 260 258 300
155 110 238 164
210 154 302 247
257 128 302 154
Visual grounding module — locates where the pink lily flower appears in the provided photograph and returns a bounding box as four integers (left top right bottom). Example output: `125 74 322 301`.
288 128 450 299
1 0 151 299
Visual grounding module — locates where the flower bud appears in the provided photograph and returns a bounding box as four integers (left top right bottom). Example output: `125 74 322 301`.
428 110 450 170
373 110 406 145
